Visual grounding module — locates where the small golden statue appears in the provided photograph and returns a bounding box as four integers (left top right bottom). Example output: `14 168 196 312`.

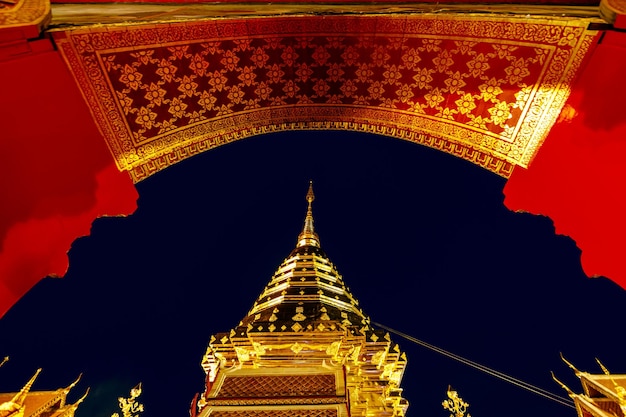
112 383 144 417
442 386 471 417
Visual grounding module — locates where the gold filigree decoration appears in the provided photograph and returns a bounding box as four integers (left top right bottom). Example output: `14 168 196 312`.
112 383 144 417
55 15 597 181
442 386 471 417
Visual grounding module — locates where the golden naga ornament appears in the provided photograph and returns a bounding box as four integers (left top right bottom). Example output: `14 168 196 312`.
112 383 144 417
442 386 471 417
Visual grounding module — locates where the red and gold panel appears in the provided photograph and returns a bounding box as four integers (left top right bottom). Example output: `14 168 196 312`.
54 15 597 181
216 375 336 398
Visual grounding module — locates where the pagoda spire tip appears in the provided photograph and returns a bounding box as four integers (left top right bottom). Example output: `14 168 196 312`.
297 181 320 248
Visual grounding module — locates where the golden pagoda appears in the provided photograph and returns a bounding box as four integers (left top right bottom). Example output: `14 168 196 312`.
191 182 409 417
0 363 87 417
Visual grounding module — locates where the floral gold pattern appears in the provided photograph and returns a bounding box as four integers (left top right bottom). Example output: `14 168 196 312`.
54 15 597 181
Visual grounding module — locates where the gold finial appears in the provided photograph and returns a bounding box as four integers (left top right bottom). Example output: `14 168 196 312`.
297 181 320 248
551 371 575 397
0 357 7 368
560 353 582 377
596 358 611 375
442 386 471 417
10 368 42 407
306 180 315 205
64 373 82 393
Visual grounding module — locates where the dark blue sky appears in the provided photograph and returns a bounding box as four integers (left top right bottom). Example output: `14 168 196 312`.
0 130 624 417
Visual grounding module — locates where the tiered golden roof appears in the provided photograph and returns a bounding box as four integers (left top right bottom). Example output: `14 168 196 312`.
0 364 86 417
557 359 626 417
194 182 408 417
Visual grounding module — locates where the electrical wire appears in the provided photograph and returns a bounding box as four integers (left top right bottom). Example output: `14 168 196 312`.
372 321 575 409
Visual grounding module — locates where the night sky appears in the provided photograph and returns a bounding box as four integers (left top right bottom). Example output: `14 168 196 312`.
0 130 624 417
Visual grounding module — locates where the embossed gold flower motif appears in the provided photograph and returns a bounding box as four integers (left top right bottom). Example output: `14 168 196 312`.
488 100 513 126
341 46 359 65
266 64 285 84
135 106 157 129
280 46 298 67
453 40 476 55
559 27 582 47
466 115 489 130
413 68 434 90
477 78 503 102
177 75 198 97
340 80 358 97
254 82 272 100
466 53 490 78
168 45 190 60
208 71 228 92
420 39 441 53
424 87 445 108
167 97 188 118
116 92 134 115
189 53 209 77
119 64 143 91
227 85 245 104
312 79 330 97
504 57 531 85
282 80 299 98
221 50 240 72
130 50 155 66
312 46 331 65
432 49 454 73
395 84 414 104
370 46 390 67
491 44 518 60
250 47 269 68
401 48 421 69
197 91 217 111
326 63 344 82
238 66 257 86
354 64 373 83
233 38 252 51
512 86 532 109
436 107 458 120
444 71 466 94
455 93 476 115
295 63 314 82
143 83 166 106
382 64 402 85
154 59 177 83
367 81 385 100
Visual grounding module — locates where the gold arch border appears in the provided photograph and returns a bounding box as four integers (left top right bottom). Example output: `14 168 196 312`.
53 14 598 182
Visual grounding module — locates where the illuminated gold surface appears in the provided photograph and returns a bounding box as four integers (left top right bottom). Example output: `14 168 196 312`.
53 13 599 181
194 185 408 417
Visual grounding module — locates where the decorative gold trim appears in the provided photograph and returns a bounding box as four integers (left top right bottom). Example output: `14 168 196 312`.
0 0 49 32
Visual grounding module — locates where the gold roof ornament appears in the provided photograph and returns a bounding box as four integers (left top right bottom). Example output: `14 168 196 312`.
112 383 144 417
442 386 471 417
555 356 626 417
0 367 85 417
194 183 409 417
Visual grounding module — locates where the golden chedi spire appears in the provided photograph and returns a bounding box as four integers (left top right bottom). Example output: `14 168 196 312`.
297 181 320 248
195 183 409 417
